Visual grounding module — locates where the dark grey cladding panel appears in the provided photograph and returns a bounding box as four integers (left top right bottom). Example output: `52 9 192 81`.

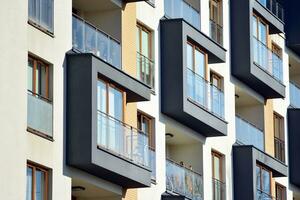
230 0 286 99
66 53 151 188
160 19 227 137
252 0 284 34
284 0 300 55
161 194 186 200
233 145 288 200
67 53 151 102
288 108 300 187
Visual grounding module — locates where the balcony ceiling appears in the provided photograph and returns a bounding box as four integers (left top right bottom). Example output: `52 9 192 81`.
73 0 120 12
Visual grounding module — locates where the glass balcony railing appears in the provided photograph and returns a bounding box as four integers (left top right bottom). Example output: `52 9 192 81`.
290 82 300 108
235 116 264 151
166 159 203 200
256 189 276 200
27 90 53 138
97 111 150 168
137 52 155 88
210 20 223 46
212 178 226 200
149 147 156 180
253 37 283 83
164 0 201 30
187 68 225 119
72 14 121 69
257 0 284 21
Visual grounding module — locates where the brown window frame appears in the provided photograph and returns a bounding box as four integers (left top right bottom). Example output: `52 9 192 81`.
256 163 272 197
272 42 283 59
252 13 270 46
28 56 50 101
210 0 223 26
97 78 126 122
187 41 208 80
27 162 49 200
136 23 152 60
276 183 286 200
212 151 225 200
210 71 223 91
273 112 285 162
137 111 155 150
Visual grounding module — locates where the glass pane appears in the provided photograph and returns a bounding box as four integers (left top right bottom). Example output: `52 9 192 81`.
142 117 150 134
258 21 267 44
85 24 97 54
109 87 123 120
35 64 40 95
262 169 271 194
195 49 205 78
26 167 33 200
28 0 35 21
97 32 109 62
40 0 53 31
72 17 85 52
136 27 140 52
28 60 34 91
256 166 261 190
187 44 193 70
213 156 220 180
97 81 107 112
141 30 149 57
39 64 48 98
35 169 45 200
253 16 258 37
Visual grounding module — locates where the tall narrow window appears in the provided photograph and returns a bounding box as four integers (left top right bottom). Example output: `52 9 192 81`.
28 0 54 33
26 163 49 200
274 113 285 162
187 42 207 107
97 79 124 151
276 183 286 200
137 111 156 180
256 164 272 199
212 151 225 200
136 24 154 88
27 56 53 137
209 0 223 45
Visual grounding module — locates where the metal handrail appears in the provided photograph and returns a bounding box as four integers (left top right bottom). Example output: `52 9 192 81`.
27 90 52 103
97 110 148 136
235 115 264 132
72 13 120 44
256 189 277 200
166 158 203 177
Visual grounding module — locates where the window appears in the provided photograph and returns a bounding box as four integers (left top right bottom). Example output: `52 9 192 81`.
272 43 283 58
274 113 285 162
276 183 286 200
136 24 154 88
256 164 272 199
252 15 268 45
187 42 207 78
209 0 223 45
212 151 225 200
28 56 51 100
28 0 54 33
26 163 49 200
211 72 222 90
137 111 155 149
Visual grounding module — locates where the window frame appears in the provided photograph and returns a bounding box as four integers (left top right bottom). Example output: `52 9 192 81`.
275 183 286 200
136 23 152 60
209 0 223 26
187 41 208 80
252 13 269 46
97 78 126 122
28 56 51 101
28 0 54 35
256 163 272 196
27 162 49 200
210 71 223 91
273 112 285 162
137 111 155 150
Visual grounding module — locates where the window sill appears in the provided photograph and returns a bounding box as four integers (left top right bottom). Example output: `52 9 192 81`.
28 20 54 38
27 127 54 142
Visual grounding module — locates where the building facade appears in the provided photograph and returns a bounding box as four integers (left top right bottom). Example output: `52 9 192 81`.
0 0 300 199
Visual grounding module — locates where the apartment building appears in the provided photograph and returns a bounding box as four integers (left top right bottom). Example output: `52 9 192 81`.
0 0 300 199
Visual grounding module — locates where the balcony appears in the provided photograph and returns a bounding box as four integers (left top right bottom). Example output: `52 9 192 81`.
287 108 300 188
164 0 200 30
27 90 53 138
256 189 276 200
161 19 227 137
165 159 203 200
290 82 300 108
187 69 224 119
136 52 155 89
253 37 283 83
210 20 223 46
233 146 287 200
66 53 152 188
235 116 264 151
212 178 226 200
257 0 284 21
72 14 121 69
